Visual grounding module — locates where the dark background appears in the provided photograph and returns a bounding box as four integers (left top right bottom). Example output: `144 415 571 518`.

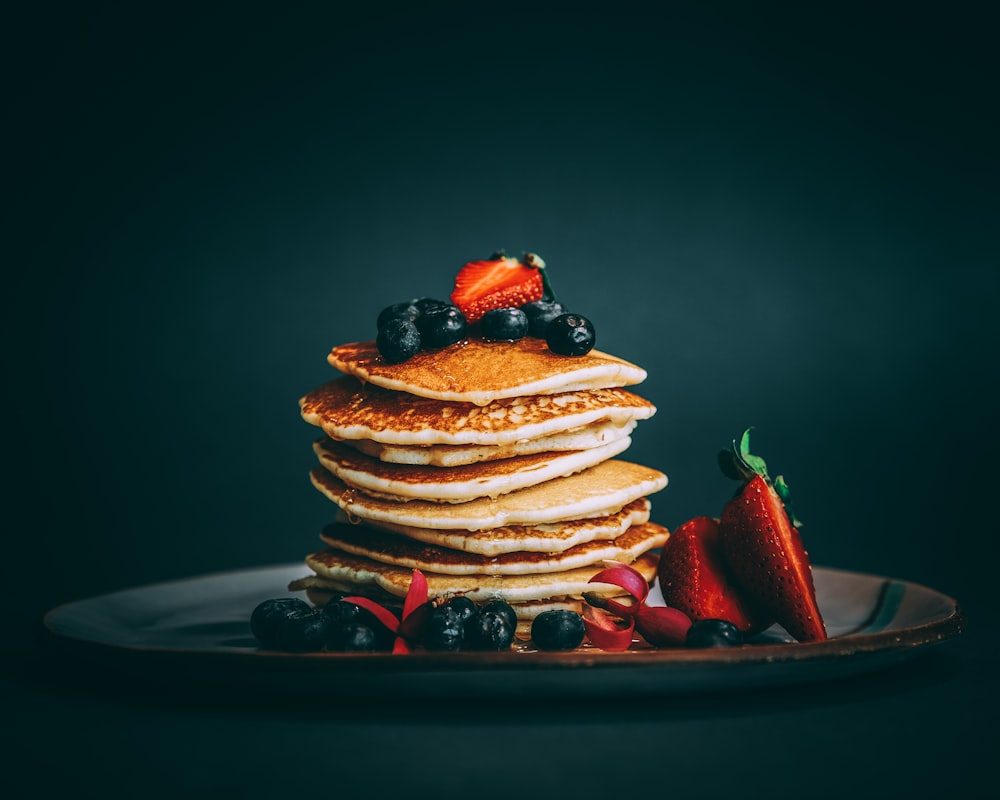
4 2 998 798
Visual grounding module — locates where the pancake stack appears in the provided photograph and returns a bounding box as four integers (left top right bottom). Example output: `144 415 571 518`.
289 336 669 635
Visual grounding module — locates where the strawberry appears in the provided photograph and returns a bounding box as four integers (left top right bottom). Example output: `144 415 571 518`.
450 252 545 323
656 516 772 634
717 429 827 642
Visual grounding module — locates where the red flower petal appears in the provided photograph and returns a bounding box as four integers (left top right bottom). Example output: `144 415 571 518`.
583 605 635 651
588 562 650 605
634 605 692 647
403 569 429 617
341 596 400 634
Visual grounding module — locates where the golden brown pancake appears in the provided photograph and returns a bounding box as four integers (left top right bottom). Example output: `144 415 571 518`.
312 435 632 503
334 498 652 555
300 376 655 447
327 338 647 405
300 547 660 604
310 460 668 530
345 419 636 467
318 520 669 575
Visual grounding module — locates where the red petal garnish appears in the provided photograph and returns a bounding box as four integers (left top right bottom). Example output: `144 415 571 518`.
634 605 692 646
341 596 400 634
582 605 635 651
587 562 650 606
403 569 429 617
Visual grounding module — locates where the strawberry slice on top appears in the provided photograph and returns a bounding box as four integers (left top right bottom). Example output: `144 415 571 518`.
450 251 545 323
717 429 827 643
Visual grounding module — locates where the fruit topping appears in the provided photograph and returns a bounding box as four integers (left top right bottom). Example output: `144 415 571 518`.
685 618 744 648
415 303 467 349
250 597 332 652
716 428 827 642
521 300 568 338
531 609 586 651
450 253 544 323
376 318 422 364
546 313 596 357
480 307 528 341
656 515 771 634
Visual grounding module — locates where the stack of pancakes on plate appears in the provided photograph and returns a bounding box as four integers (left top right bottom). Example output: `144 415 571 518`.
289 337 669 633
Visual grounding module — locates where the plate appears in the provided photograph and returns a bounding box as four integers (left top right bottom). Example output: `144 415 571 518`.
41 564 965 697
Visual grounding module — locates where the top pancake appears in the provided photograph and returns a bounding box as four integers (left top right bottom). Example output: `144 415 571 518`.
327 337 647 405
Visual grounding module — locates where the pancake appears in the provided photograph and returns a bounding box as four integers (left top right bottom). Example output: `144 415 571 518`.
300 547 660 604
327 338 647 405
339 419 637 467
310 459 668 530
312 435 633 503
334 498 652 555
300 375 655 447
318 520 669 575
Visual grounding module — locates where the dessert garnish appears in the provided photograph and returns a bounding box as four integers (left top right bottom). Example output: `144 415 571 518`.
373 251 597 362
530 609 587 651
582 562 693 650
450 251 546 323
657 428 827 643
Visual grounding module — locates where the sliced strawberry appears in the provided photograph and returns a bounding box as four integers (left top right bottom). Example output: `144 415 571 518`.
656 516 772 633
450 254 544 323
717 430 827 642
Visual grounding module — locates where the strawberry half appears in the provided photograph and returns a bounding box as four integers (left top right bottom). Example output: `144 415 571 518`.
656 516 772 634
717 429 827 642
450 252 545 323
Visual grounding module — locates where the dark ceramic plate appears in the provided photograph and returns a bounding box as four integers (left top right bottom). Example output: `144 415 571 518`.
42 564 964 697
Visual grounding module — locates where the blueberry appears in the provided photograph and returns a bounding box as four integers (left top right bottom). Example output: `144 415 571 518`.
685 619 744 648
545 313 596 357
443 595 479 627
412 296 449 314
376 301 420 331
465 606 515 651
423 605 465 651
480 598 517 631
328 622 379 652
377 318 421 363
250 598 331 651
416 304 467 349
521 300 567 338
324 599 396 651
480 307 528 341
531 609 585 651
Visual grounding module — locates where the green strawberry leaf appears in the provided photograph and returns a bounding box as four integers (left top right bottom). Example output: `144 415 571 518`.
774 474 803 529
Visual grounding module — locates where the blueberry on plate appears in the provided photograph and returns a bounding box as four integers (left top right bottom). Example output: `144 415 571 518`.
328 621 379 652
377 318 421 363
416 304 467 349
685 618 744 648
521 300 567 338
545 313 596 357
423 604 465 651
465 605 515 651
531 609 586 651
479 598 517 631
250 597 331 652
480 307 528 341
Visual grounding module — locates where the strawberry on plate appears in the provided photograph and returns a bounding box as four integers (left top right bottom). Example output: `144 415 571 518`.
656 515 772 634
717 429 827 642
450 252 545 323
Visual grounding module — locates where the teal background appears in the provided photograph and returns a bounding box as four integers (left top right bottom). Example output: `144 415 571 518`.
4 3 997 797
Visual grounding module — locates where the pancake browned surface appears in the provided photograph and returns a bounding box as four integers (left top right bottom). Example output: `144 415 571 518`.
301 547 660 604
300 375 655 447
334 498 652 555
318 520 669 575
328 338 647 405
312 435 633 502
309 460 667 530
